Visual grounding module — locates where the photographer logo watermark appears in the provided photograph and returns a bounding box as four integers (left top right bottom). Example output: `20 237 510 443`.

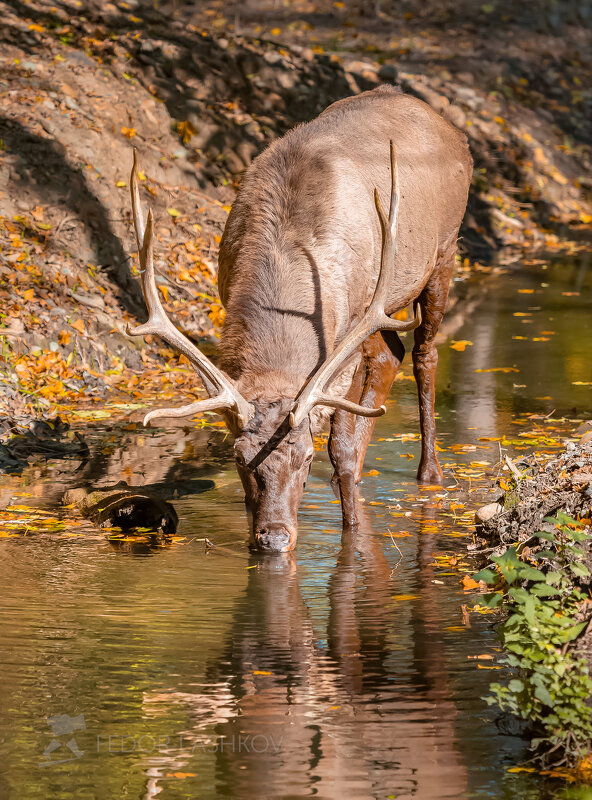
96 733 283 754
39 711 282 767
39 713 86 767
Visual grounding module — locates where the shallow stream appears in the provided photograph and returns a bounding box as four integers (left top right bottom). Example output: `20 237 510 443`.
0 257 591 799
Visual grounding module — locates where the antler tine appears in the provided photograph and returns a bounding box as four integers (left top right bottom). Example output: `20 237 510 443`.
371 139 398 311
312 395 387 418
289 141 421 429
126 151 254 428
130 148 145 246
142 396 231 427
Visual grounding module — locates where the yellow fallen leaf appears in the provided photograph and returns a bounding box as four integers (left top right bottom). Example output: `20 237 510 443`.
461 575 480 591
362 469 380 476
253 670 272 675
450 340 473 351
121 126 136 138
23 288 34 301
270 27 281 35
116 180 127 188
393 594 418 601
177 120 197 144
28 23 45 32
475 367 519 373
167 208 180 217
507 767 536 774
158 285 169 302
166 772 196 779
71 318 85 334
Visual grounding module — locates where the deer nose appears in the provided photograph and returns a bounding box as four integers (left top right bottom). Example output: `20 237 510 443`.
256 525 292 553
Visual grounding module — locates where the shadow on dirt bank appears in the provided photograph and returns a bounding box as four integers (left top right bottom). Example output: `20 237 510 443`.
0 116 141 312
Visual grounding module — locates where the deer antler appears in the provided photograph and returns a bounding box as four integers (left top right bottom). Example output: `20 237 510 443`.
126 150 254 428
289 141 421 428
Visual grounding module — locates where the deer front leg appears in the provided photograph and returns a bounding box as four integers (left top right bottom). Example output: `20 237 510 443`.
412 252 455 484
329 331 403 527
328 373 361 528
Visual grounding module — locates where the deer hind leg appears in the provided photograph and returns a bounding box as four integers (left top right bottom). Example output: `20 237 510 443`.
329 331 404 527
412 247 456 485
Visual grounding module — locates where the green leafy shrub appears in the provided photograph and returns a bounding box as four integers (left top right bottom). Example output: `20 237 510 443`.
474 513 592 765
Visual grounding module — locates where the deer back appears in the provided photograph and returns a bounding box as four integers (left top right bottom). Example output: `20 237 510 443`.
218 86 472 398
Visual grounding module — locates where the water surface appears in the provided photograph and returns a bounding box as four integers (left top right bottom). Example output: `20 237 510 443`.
0 257 591 799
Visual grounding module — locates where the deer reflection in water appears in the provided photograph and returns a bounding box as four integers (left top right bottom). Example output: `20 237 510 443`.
140 505 468 800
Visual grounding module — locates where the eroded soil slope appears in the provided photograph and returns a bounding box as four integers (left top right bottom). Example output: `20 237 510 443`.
0 0 590 417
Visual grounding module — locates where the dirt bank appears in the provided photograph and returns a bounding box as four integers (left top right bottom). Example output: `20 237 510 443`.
1 0 591 420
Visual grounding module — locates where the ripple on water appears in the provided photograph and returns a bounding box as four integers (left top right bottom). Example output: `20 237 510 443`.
0 259 590 798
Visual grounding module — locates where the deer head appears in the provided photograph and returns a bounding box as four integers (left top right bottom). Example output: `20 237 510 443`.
126 145 420 552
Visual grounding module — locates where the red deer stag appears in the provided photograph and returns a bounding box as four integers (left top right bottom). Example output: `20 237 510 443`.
127 85 472 553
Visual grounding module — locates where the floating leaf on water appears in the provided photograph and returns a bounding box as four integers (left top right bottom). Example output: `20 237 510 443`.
507 767 537 774
450 340 473 351
166 772 196 779
475 367 519 373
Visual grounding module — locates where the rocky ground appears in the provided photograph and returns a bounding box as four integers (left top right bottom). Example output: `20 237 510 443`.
475 421 592 548
0 0 591 424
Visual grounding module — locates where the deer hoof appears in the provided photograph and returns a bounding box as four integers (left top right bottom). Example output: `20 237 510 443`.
417 460 444 485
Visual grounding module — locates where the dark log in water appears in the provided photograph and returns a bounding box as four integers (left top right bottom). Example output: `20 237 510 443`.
63 483 178 535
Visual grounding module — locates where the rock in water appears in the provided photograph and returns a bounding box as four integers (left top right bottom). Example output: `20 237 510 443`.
475 502 504 524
